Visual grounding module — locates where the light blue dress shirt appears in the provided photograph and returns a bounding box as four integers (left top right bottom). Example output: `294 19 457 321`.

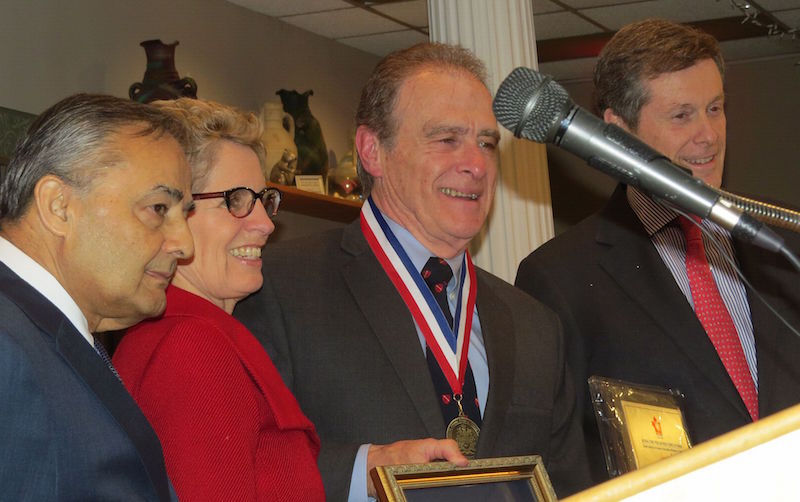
347 211 489 502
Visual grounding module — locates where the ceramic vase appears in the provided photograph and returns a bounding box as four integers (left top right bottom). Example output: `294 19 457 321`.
129 40 197 103
260 101 298 181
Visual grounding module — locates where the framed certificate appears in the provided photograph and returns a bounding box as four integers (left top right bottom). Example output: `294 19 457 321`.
294 174 326 195
371 455 557 502
588 376 692 477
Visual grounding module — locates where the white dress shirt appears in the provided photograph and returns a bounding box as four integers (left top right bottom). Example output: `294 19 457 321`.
627 187 758 387
0 235 94 346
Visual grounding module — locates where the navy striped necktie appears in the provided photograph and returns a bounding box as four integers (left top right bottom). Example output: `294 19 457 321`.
93 336 122 382
421 257 482 427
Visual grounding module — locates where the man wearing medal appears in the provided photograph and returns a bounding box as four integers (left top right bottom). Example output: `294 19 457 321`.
235 42 591 500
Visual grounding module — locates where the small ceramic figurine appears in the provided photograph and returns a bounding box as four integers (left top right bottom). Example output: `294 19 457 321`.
269 150 298 186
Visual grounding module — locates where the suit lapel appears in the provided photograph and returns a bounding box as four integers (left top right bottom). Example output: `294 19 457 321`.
736 235 800 414
595 188 748 418
472 272 514 456
0 263 172 501
339 223 445 437
56 324 172 501
742 247 783 415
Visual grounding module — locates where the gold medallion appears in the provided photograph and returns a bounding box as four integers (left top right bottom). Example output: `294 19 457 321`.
446 415 480 458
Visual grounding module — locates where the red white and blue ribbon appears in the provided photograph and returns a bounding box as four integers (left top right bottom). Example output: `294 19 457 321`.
360 197 477 394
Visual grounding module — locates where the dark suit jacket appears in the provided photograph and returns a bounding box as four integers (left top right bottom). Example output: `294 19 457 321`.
515 185 800 483
0 262 175 501
235 220 591 500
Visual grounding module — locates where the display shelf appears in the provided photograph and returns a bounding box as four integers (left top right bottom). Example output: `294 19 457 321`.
269 182 362 223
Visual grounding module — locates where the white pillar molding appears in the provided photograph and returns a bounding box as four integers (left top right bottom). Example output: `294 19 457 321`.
428 0 554 283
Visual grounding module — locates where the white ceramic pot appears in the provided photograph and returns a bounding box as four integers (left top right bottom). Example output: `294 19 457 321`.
259 101 297 180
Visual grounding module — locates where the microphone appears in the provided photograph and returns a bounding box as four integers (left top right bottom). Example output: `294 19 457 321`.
493 66 783 252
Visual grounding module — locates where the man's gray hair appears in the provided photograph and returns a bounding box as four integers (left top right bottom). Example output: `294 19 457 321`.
0 93 188 223
355 42 488 195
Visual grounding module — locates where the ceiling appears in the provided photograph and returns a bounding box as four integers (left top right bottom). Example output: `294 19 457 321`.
227 0 800 80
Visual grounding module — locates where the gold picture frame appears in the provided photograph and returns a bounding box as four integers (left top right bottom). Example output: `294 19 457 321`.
370 455 557 502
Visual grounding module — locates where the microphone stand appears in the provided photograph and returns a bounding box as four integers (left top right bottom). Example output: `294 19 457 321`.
721 190 800 234
716 191 800 271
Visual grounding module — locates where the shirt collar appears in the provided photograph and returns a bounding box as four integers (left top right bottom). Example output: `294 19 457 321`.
627 185 681 236
626 185 731 238
0 235 93 344
380 211 465 286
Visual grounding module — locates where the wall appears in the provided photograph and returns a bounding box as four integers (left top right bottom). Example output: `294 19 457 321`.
4 2 798 241
0 0 380 171
546 54 800 235
0 0 381 239
724 56 800 208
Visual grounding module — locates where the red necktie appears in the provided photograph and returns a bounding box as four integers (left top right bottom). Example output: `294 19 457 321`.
679 217 758 420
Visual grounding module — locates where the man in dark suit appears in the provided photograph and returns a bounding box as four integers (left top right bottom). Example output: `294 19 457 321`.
515 18 800 484
235 43 590 500
0 94 195 500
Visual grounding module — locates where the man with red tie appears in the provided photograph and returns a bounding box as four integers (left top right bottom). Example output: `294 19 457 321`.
515 18 800 484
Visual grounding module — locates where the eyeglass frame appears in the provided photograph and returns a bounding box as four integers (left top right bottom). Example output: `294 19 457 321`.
192 186 282 218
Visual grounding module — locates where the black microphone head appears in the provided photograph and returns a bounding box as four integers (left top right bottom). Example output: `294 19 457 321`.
493 67 572 143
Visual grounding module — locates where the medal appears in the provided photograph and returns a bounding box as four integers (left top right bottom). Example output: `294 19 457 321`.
361 198 482 450
360 198 476 386
445 394 480 458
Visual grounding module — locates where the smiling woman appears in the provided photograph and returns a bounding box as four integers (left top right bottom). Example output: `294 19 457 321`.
112 98 325 502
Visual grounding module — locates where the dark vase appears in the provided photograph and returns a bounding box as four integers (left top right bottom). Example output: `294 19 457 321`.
129 40 197 103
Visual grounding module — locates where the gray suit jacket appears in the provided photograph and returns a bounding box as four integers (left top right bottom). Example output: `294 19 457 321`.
235 220 591 500
0 262 175 501
515 185 800 483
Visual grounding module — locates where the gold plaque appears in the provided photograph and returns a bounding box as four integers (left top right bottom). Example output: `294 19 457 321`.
619 400 691 468
589 376 692 477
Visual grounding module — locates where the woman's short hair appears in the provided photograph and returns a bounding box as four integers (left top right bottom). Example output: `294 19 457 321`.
152 98 265 192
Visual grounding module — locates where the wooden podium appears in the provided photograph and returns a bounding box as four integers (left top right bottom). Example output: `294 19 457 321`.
565 403 800 501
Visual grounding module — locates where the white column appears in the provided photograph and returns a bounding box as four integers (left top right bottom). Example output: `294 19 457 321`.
428 0 553 284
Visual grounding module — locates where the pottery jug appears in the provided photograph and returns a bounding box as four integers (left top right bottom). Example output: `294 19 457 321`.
260 102 297 181
129 40 197 103
276 89 328 176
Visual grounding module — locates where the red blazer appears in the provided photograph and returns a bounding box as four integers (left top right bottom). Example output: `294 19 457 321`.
114 286 324 501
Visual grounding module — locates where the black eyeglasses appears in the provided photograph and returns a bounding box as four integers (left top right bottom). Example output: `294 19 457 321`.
192 186 282 218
